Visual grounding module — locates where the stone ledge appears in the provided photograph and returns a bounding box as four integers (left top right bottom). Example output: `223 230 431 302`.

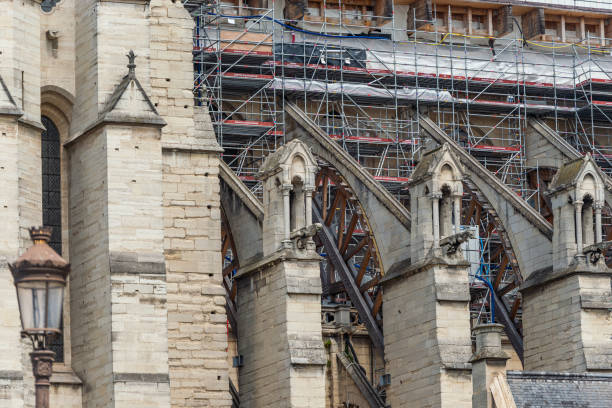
235 248 321 280
0 370 23 380
18 116 46 131
162 140 223 154
109 251 166 275
581 293 612 310
381 255 469 285
0 107 23 117
521 263 611 293
113 373 170 384
442 362 472 371
64 116 165 148
50 369 82 385
436 283 470 302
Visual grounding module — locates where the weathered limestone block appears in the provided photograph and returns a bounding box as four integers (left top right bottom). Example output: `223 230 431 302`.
235 252 326 408
163 149 232 408
522 272 612 372
382 260 473 408
49 372 83 408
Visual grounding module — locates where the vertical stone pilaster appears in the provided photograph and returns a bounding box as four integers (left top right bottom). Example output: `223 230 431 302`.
162 148 231 408
235 254 326 407
0 116 27 408
69 123 170 408
0 3 44 399
381 261 473 408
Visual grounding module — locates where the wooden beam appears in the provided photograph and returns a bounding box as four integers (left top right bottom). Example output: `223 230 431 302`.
322 175 329 220
510 297 521 320
325 191 342 226
340 214 359 255
360 276 380 293
337 195 347 248
486 220 496 236
222 234 231 257
499 281 517 297
223 261 236 278
356 249 371 286
493 255 509 290
466 197 477 223
344 236 369 261
490 245 504 263
372 291 383 318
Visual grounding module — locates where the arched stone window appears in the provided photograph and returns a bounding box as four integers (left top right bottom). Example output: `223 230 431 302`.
41 115 64 362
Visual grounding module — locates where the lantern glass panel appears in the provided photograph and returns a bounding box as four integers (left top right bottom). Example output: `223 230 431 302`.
47 282 64 330
17 281 47 331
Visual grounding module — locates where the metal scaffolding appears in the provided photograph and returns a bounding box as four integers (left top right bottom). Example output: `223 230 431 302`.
183 0 612 342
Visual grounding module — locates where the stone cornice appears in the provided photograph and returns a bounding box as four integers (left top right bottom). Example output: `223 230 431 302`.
381 254 470 285
161 140 223 154
235 248 321 280
113 373 170 383
64 115 165 147
521 263 612 293
18 116 46 132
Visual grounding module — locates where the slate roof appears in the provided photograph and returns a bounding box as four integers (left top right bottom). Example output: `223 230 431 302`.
507 371 612 407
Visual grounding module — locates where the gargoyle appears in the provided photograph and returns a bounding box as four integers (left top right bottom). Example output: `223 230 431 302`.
290 223 322 249
439 230 475 255
582 241 612 265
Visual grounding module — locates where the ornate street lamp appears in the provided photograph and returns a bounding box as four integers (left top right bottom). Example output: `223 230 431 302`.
9 226 69 408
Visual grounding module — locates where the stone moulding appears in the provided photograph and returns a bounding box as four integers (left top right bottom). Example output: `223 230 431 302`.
0 370 23 381
109 252 166 275
521 264 611 293
112 373 170 384
234 248 321 280
380 255 470 285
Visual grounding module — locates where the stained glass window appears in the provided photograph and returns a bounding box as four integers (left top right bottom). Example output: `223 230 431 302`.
41 116 64 363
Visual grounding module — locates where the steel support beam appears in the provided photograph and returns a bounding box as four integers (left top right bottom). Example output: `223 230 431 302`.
492 289 524 364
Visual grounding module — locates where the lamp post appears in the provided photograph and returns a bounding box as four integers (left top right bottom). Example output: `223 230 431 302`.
9 227 69 408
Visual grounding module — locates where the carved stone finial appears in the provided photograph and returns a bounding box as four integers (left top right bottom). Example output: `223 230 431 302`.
127 50 136 77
